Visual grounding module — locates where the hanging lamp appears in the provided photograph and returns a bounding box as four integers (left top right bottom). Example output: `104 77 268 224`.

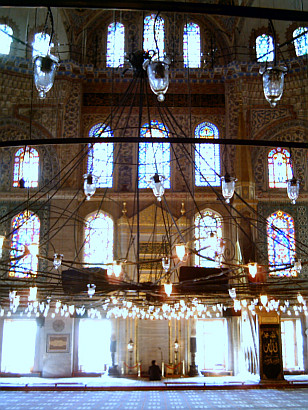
150 173 165 201
33 54 59 99
143 56 171 102
286 177 300 204
221 173 237 203
83 173 98 200
53 253 63 269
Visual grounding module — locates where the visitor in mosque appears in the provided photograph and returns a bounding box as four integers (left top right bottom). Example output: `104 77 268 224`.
149 360 161 381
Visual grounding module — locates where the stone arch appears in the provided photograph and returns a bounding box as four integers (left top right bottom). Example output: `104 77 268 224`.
251 120 308 192
0 117 60 190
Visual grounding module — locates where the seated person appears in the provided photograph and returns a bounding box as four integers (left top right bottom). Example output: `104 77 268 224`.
149 360 161 381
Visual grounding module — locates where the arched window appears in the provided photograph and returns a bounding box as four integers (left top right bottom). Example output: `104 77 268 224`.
256 34 274 62
0 24 13 55
268 147 293 189
139 120 170 189
13 147 39 188
32 32 52 58
267 211 296 277
194 209 223 268
84 212 114 267
143 14 165 59
195 122 220 187
293 27 308 57
106 22 125 67
183 22 201 68
10 210 40 278
87 123 113 188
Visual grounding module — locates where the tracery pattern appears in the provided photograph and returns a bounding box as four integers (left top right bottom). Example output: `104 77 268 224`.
87 123 113 188
183 22 201 68
267 210 296 277
195 122 220 186
0 24 13 54
10 210 40 278
84 212 114 267
195 209 223 268
139 120 170 189
106 22 125 67
143 14 164 59
293 27 308 56
13 147 39 188
268 147 293 189
256 34 274 62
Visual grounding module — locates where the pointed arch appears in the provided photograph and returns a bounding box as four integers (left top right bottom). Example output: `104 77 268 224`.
87 123 113 188
194 209 223 268
183 22 201 68
13 147 39 188
138 120 170 189
143 14 165 59
268 147 293 188
0 24 13 55
106 22 125 67
293 27 308 57
195 121 220 187
84 211 114 267
10 210 40 278
267 210 296 277
256 34 274 62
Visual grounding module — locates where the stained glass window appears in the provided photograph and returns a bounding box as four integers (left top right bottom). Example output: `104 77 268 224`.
32 32 52 58
106 22 125 67
268 147 293 188
293 27 308 57
87 123 113 188
183 22 201 68
84 212 114 267
10 210 40 278
143 14 165 59
195 209 223 268
256 34 274 62
0 24 13 55
139 120 170 189
195 122 220 186
13 147 39 188
267 210 296 277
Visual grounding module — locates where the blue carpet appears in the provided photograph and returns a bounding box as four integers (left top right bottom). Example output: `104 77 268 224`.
0 389 307 409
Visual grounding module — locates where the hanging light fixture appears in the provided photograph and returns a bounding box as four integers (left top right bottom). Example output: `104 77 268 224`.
286 177 300 204
87 284 96 298
259 20 287 108
228 288 236 299
293 258 302 274
164 281 172 297
260 294 268 307
29 286 38 302
112 261 122 278
150 173 165 201
259 66 287 107
162 256 170 272
33 54 59 99
248 262 258 278
174 339 179 352
221 173 237 203
175 243 186 261
83 173 98 200
53 253 63 269
127 338 134 351
143 56 171 102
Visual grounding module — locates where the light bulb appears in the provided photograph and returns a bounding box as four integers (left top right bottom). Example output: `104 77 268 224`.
248 262 258 278
164 281 172 297
175 243 186 261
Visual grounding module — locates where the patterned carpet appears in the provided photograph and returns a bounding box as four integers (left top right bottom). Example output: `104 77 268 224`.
1 389 308 409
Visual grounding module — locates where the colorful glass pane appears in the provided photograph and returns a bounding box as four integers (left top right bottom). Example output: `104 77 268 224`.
293 27 308 57
268 147 293 188
195 122 220 186
256 34 274 62
267 210 296 277
139 120 170 189
106 22 125 68
87 123 113 188
143 14 164 59
183 22 201 68
13 147 39 188
0 24 13 55
195 209 223 268
84 212 114 267
10 211 40 278
32 32 52 58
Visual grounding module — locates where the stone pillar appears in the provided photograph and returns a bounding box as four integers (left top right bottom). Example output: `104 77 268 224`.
189 319 198 376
